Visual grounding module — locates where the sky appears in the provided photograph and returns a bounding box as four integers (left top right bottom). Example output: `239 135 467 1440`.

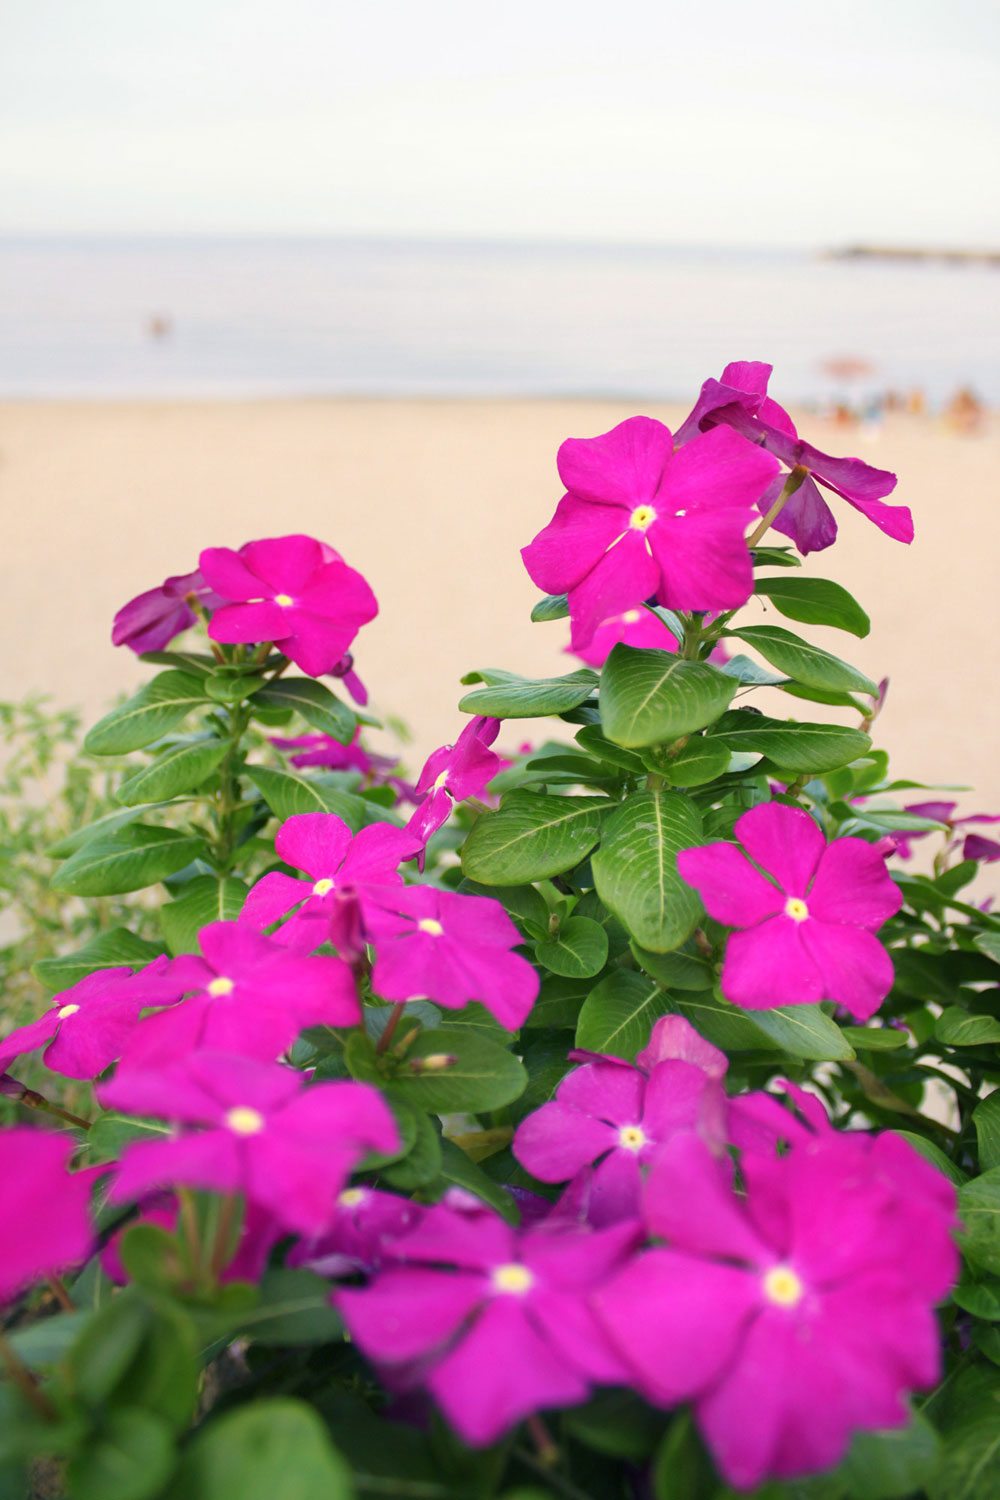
1 0 998 248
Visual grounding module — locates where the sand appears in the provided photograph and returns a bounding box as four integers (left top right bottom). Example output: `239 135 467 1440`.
1 398 998 838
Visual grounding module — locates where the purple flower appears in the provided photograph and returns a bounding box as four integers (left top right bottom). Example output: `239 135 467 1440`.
240 813 420 951
288 1186 423 1277
329 652 368 706
521 417 779 648
200 534 378 678
118 921 361 1068
0 959 181 1080
271 730 418 804
101 1052 399 1236
112 568 224 654
965 832 1000 863
513 1017 728 1223
677 362 911 555
335 1201 639 1446
678 802 902 1020
593 1131 958 1489
361 885 539 1031
0 1128 95 1304
406 718 503 848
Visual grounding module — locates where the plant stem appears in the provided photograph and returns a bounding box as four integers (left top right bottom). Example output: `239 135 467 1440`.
375 1002 407 1057
213 700 250 872
11 1081 92 1132
746 465 809 551
177 1189 203 1282
0 1327 57 1421
512 1448 594 1500
210 1195 240 1277
46 1278 74 1313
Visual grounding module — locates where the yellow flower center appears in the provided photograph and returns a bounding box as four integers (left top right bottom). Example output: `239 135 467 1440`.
57 1004 80 1020
274 593 294 607
784 897 809 923
630 505 657 531
621 609 642 623
207 976 235 996
763 1266 804 1307
338 1187 365 1208
418 918 444 936
492 1262 534 1295
313 878 335 896
433 769 451 791
225 1106 265 1136
618 1125 647 1152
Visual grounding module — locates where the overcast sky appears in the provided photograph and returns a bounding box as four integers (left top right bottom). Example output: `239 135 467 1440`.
1 0 998 247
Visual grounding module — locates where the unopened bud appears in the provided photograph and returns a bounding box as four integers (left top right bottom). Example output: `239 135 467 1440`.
409 1053 458 1074
0 1073 27 1101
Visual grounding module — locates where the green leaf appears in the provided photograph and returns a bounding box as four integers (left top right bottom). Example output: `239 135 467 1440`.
599 646 737 748
84 671 208 755
381 1102 443 1190
840 1025 909 1051
89 1113 172 1163
754 575 871 637
438 1138 520 1220
534 916 608 978
33 928 164 990
664 989 774 1051
8 1312 91 1370
160 876 249 955
836 1413 940 1500
717 653 790 686
163 1398 352 1500
574 726 648 774
747 1003 856 1061
935 1009 1000 1047
977 1093 1000 1172
461 791 607 884
706 710 872 773
246 764 395 828
115 736 229 807
51 825 208 896
458 667 598 717
252 678 355 744
47 803 172 858
530 592 570 622
389 1027 527 1113
592 790 704 952
890 1130 967 1186
976 932 1000 966
662 736 732 787
725 624 878 695
959 1168 1000 1274
927 1416 1000 1500
632 944 715 991
575 971 671 1061
67 1406 176 1500
954 1279 1000 1320
241 1269 344 1345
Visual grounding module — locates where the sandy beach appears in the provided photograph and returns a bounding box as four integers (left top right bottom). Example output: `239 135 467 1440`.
1 398 998 834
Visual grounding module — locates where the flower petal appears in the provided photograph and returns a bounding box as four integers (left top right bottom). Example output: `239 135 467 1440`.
807 838 902 928
735 802 826 897
557 416 673 508
797 921 895 1021
677 841 785 927
721 917 824 1010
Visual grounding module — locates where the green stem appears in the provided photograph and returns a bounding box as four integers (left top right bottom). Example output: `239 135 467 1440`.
0 1327 57 1421
746 465 809 551
177 1190 203 1282
213 700 250 873
680 612 703 661
375 1003 407 1057
210 1195 240 1278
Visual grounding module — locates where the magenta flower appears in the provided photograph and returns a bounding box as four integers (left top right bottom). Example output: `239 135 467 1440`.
513 1017 728 1223
329 651 368 706
118 920 360 1068
200 534 378 677
676 362 911 555
677 801 902 1020
594 1132 957 1489
241 813 419 951
0 1128 95 1304
361 884 539 1030
271 730 418 804
965 832 1000 863
0 959 181 1081
335 1201 639 1445
288 1186 423 1278
406 717 503 848
101 1052 399 1235
112 568 224 654
521 417 779 648
568 607 678 668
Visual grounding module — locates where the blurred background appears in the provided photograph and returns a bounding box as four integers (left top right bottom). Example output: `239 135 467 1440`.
0 0 998 819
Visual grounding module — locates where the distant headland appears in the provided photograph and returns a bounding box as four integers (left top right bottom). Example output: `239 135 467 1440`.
825 245 1000 267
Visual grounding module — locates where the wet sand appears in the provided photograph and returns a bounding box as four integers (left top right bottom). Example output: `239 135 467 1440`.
1 398 998 836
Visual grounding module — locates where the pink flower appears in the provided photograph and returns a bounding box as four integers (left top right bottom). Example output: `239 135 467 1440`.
101 1052 399 1236
112 568 224 654
521 416 779 649
0 1128 94 1304
406 718 503 848
513 1017 728 1223
361 884 539 1030
593 1131 957 1489
677 801 902 1020
271 730 418 804
677 362 911 555
288 1186 423 1278
329 652 368 706
200 534 378 677
118 920 360 1068
241 813 420 951
0 959 181 1080
335 1201 639 1445
566 607 730 669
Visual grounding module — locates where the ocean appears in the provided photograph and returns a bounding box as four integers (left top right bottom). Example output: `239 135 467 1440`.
0 236 996 405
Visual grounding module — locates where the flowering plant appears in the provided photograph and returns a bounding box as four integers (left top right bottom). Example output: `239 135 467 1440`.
2 367 999 1500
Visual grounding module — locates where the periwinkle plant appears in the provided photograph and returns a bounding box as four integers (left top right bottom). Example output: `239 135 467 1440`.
1 363 999 1500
